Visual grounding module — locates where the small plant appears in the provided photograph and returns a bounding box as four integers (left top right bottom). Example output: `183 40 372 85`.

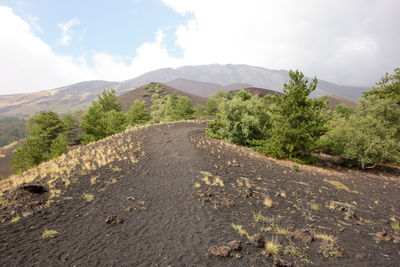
113 167 121 172
292 164 300 171
310 201 320 211
212 177 224 187
194 182 201 188
392 221 400 234
90 177 97 185
232 223 250 239
324 179 358 193
253 211 265 222
83 193 94 202
275 225 290 236
265 238 280 256
10 216 21 223
41 229 59 239
315 233 336 243
264 197 273 208
111 178 117 184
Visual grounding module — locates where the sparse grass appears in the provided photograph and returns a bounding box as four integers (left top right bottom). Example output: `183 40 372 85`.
90 176 97 185
194 182 201 188
212 177 224 187
232 223 250 239
264 197 273 208
292 164 300 171
310 201 320 211
236 179 244 187
113 167 121 172
111 178 117 184
0 218 5 223
41 229 59 239
83 193 94 202
275 225 290 236
0 154 5 158
10 216 21 223
315 233 337 243
265 238 280 256
253 211 264 222
324 179 359 194
392 221 400 234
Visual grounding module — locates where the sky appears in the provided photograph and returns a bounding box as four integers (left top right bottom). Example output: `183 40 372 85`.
0 0 399 95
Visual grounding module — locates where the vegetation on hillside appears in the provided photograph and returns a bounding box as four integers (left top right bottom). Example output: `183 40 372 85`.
0 117 26 147
207 68 400 168
12 111 77 174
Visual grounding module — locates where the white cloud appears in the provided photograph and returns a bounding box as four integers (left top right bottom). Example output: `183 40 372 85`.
1 1 400 95
0 7 95 94
161 0 400 86
58 18 80 46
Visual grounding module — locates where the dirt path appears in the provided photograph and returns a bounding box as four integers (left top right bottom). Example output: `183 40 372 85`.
1 121 399 266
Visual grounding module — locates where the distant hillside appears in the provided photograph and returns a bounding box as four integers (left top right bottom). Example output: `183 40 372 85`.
117 83 207 111
0 80 119 118
0 64 368 118
324 95 357 110
165 78 251 97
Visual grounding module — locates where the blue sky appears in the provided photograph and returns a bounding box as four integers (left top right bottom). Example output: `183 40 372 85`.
0 0 399 94
1 0 189 64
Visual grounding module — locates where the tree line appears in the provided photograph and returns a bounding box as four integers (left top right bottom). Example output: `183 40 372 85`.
12 88 217 173
207 68 400 169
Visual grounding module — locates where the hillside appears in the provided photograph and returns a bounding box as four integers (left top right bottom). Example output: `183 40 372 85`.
165 78 252 97
325 95 357 110
0 81 119 118
1 120 399 266
0 64 367 118
117 82 207 111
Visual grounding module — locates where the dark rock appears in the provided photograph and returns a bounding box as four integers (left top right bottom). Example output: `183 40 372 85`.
228 240 241 251
208 245 231 257
105 215 123 225
250 233 265 248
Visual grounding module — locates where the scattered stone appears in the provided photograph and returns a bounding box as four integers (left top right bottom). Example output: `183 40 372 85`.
273 257 293 267
207 245 232 257
392 235 400 243
250 233 265 248
355 253 366 259
126 196 136 201
338 226 346 233
220 198 234 207
228 240 242 251
234 253 242 259
344 208 356 220
105 215 123 225
319 240 344 259
293 229 313 244
373 231 392 243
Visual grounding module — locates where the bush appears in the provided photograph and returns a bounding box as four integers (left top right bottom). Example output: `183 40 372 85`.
49 134 69 159
206 99 218 115
206 90 269 145
12 111 68 173
80 89 126 143
258 70 329 161
193 104 206 118
320 96 400 168
151 94 194 122
363 67 400 103
126 100 150 126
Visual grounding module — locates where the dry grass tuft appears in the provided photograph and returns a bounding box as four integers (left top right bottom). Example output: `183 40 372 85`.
315 233 337 243
41 229 59 239
83 193 94 202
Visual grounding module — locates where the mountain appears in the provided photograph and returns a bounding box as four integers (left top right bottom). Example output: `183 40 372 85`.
117 83 207 111
0 64 368 118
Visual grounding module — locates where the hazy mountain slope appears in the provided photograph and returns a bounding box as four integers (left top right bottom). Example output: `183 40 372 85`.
0 81 118 118
165 78 251 97
0 64 368 118
117 83 207 111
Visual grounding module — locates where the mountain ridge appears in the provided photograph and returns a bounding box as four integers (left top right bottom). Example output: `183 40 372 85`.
0 64 368 117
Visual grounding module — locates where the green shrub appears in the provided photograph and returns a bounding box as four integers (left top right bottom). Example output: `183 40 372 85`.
193 104 206 118
258 70 329 161
206 90 269 145
320 96 400 168
363 67 400 103
126 100 150 126
80 89 126 143
152 94 194 122
49 134 69 159
206 99 218 115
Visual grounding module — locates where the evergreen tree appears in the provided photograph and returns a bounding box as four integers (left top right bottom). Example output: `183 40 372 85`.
261 70 329 162
126 100 150 125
